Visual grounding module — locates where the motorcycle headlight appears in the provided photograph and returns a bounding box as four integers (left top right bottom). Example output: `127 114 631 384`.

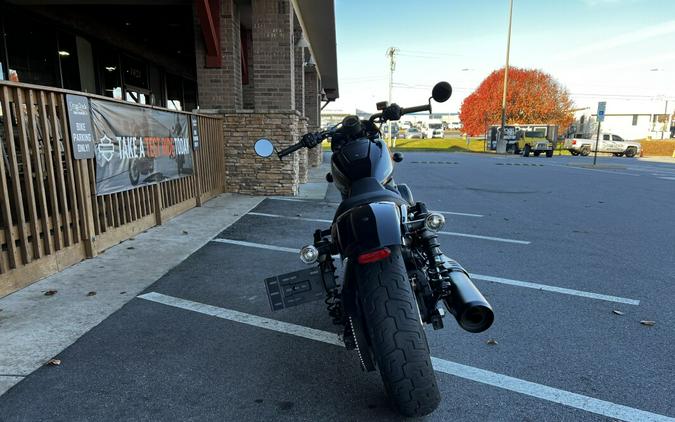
299 245 319 264
425 213 446 231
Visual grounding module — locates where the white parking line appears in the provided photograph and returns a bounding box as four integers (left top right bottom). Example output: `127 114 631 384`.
438 231 530 245
546 163 641 177
267 197 485 218
249 212 332 224
247 212 528 244
437 211 484 218
211 238 300 253
469 273 640 305
268 197 339 205
208 238 640 305
138 292 669 422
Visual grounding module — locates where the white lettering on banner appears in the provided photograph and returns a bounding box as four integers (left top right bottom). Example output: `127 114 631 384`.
138 138 145 158
175 137 190 155
72 133 92 142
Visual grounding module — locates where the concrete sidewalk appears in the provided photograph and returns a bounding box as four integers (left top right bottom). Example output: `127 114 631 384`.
0 193 263 395
638 156 675 164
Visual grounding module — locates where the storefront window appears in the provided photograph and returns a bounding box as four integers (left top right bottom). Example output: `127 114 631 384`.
183 79 197 111
57 32 80 91
0 10 7 81
97 48 122 100
4 12 60 87
166 73 182 110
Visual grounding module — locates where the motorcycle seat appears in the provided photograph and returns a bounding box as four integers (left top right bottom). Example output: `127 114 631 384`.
334 177 408 221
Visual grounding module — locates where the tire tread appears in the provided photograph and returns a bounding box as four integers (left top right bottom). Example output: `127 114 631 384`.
356 250 440 417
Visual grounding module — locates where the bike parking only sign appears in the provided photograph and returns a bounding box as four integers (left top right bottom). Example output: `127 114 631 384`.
597 101 606 122
65 94 95 159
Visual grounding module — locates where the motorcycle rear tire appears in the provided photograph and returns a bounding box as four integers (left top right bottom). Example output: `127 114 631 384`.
356 247 440 417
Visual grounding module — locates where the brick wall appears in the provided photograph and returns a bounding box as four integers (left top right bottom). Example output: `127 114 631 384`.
221 111 301 195
305 66 322 167
194 0 242 111
293 13 305 117
297 117 308 183
252 0 295 111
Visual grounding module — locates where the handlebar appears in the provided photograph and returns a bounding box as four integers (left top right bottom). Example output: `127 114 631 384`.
401 104 431 114
277 142 305 158
369 103 431 123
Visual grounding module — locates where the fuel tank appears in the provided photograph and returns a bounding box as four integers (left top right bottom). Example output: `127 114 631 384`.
331 138 394 195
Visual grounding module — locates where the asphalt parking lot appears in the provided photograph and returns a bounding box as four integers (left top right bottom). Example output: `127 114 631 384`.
1 152 674 421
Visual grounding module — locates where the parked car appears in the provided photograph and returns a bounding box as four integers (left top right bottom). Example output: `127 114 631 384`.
427 120 444 138
405 127 426 139
382 123 399 139
564 133 641 157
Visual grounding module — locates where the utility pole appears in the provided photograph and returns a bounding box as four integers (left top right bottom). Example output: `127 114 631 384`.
498 0 514 154
662 99 669 140
386 47 398 148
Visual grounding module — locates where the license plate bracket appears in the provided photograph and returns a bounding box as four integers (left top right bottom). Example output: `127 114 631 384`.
264 266 327 311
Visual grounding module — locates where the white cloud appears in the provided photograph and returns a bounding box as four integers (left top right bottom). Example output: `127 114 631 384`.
555 19 675 61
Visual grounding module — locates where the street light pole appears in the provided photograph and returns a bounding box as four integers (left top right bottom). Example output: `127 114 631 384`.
386 47 398 148
498 0 514 154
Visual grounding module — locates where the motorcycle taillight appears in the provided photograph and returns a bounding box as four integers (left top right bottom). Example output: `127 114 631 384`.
357 247 391 264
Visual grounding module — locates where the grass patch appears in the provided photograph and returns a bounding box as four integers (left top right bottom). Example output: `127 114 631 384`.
322 138 574 155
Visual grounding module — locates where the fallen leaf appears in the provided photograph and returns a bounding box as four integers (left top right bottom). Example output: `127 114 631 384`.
44 290 57 296
86 291 97 297
612 310 625 316
47 358 61 366
486 339 498 345
640 320 656 326
182 230 189 235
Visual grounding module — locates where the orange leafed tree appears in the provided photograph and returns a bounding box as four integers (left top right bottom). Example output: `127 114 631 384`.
459 67 574 136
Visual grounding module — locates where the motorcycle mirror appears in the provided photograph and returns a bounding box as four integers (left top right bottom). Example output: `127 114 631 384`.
254 138 275 157
431 82 452 103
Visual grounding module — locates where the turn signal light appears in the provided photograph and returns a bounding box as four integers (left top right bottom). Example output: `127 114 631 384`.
299 245 319 264
425 213 446 231
357 247 391 264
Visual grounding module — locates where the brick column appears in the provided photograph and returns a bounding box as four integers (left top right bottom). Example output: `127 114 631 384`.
305 65 322 167
293 14 305 117
293 14 308 182
297 117 309 183
193 0 243 111
252 0 294 111
222 111 301 196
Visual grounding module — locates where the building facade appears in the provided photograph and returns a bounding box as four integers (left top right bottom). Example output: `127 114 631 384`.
571 100 674 140
0 0 338 195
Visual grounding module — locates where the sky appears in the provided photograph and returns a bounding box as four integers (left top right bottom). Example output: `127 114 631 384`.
325 0 675 116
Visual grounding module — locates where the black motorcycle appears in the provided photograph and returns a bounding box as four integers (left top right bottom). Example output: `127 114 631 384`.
254 82 494 417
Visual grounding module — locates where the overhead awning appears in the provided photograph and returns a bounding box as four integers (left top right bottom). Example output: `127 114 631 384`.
291 0 339 100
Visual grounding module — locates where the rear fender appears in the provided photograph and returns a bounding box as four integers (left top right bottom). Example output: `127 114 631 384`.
332 202 402 258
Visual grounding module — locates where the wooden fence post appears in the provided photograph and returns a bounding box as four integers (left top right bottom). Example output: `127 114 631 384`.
77 160 97 258
153 183 163 225
193 150 203 207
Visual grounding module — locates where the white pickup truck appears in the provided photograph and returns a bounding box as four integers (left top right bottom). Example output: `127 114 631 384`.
563 133 641 157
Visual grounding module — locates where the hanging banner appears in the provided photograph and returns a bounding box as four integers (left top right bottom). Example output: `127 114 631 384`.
90 99 193 195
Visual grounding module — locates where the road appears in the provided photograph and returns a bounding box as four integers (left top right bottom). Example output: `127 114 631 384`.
1 152 674 421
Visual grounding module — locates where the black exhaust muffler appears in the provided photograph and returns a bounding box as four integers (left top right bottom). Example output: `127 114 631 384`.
443 271 494 333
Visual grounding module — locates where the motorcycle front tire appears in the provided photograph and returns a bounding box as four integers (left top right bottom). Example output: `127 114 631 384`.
356 246 441 417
